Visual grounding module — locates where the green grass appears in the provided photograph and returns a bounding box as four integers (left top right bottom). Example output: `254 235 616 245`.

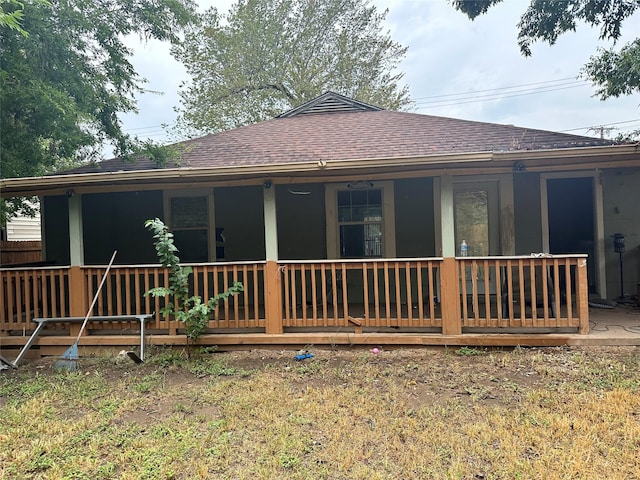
1 346 639 479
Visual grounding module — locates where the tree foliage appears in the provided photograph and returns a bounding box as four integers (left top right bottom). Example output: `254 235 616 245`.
0 0 197 183
0 0 39 35
174 0 411 135
450 0 640 99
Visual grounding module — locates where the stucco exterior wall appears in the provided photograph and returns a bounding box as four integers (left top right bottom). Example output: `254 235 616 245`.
602 168 640 299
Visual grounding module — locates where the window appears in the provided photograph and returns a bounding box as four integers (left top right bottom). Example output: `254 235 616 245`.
164 190 215 262
337 189 383 257
326 181 395 259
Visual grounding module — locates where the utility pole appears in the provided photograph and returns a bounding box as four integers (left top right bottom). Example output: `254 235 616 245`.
588 126 616 139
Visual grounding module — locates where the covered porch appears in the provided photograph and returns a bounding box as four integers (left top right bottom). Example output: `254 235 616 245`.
2 141 639 355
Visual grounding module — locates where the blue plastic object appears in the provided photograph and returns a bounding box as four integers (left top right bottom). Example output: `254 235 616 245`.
294 353 314 361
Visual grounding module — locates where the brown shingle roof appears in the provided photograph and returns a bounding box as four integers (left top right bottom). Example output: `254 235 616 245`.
65 107 615 175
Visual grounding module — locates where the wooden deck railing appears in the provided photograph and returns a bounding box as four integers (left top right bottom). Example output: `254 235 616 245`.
83 262 266 332
0 255 589 338
0 263 266 334
280 259 442 329
457 255 589 332
0 267 70 332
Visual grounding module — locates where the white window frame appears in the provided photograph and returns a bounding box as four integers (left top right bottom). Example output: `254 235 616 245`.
325 181 396 259
163 188 216 262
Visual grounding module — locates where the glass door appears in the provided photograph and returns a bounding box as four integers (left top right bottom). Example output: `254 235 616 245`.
454 181 500 294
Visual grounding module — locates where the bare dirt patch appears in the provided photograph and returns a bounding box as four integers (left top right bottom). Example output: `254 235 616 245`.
2 345 639 479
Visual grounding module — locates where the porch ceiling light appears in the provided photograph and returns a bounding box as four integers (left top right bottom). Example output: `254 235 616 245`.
512 161 526 172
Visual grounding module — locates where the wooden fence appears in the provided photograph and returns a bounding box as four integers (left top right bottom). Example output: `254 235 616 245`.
0 241 42 265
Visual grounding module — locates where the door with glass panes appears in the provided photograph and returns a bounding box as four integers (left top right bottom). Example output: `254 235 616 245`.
454 181 500 294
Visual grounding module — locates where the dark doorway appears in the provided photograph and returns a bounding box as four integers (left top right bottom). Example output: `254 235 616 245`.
547 177 596 292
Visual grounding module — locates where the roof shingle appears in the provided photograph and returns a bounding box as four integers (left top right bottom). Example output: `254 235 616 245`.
65 106 615 175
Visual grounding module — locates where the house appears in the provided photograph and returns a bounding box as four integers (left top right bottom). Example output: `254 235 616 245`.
1 92 639 352
5 208 41 241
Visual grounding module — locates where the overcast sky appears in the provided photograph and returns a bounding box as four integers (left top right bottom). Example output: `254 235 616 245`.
118 0 640 149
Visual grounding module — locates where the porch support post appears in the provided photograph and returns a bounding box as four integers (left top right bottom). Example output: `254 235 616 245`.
576 257 590 334
440 176 456 257
263 185 283 334
440 257 461 335
68 266 87 320
68 194 86 324
594 172 607 299
68 194 84 266
439 176 461 335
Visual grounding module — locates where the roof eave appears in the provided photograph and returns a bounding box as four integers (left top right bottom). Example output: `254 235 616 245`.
1 144 638 198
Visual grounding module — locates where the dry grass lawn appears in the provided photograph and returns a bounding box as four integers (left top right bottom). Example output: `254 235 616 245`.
1 345 639 479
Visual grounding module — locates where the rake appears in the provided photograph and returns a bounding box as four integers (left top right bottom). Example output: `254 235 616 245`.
55 251 117 371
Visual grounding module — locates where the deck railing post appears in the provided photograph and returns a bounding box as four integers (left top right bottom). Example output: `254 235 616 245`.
576 257 590 334
265 261 283 334
440 257 461 335
68 266 87 336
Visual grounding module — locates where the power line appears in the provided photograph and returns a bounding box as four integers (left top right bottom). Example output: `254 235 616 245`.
123 78 588 133
123 125 169 132
415 84 590 109
559 118 640 132
412 76 584 101
414 81 586 107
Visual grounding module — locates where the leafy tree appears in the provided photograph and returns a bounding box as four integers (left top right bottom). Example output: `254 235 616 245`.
145 218 243 355
174 0 411 135
0 0 197 184
1 0 39 35
450 0 640 99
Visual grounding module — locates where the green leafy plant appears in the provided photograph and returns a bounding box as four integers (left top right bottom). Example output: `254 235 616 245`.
455 346 487 357
144 218 243 353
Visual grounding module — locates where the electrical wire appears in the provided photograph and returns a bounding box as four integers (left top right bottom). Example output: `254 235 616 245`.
411 76 582 101
415 83 590 109
560 119 640 133
589 321 640 334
